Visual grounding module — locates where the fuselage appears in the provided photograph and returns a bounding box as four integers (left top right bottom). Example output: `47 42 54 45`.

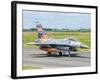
34 38 88 53
35 38 81 48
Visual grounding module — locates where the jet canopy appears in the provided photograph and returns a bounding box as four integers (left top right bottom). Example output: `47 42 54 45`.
67 37 79 42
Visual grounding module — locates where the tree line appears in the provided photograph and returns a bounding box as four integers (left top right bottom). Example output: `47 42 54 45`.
23 28 90 32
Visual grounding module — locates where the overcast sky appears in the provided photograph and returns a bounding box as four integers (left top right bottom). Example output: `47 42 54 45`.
23 10 91 29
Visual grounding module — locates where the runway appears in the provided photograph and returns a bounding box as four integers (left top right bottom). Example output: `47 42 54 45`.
22 48 90 69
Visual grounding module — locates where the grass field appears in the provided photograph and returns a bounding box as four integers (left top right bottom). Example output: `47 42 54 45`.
22 66 42 70
23 31 91 51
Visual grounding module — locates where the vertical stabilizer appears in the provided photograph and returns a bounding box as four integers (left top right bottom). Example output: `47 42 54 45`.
36 21 48 40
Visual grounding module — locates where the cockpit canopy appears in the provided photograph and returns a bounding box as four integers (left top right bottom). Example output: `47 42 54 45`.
67 37 79 42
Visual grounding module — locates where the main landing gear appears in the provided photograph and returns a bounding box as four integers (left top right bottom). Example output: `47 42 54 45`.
59 52 62 56
47 52 51 56
46 48 71 57
59 48 71 57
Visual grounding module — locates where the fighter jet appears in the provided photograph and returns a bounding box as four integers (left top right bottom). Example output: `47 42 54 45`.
27 22 89 56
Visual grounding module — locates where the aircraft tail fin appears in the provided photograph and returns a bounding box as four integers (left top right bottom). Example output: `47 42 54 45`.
36 22 48 40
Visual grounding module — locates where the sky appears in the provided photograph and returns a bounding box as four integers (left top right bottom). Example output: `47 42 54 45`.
23 10 91 29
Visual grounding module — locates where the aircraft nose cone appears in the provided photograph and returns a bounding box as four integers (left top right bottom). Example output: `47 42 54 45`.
80 44 89 48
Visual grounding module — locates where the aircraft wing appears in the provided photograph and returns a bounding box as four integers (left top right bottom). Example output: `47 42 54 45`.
26 42 71 47
26 41 88 49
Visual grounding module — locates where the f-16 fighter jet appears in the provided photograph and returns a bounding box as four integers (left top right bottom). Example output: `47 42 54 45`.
27 22 89 56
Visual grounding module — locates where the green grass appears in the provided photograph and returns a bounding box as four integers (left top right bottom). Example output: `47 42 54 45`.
23 31 91 50
22 66 41 70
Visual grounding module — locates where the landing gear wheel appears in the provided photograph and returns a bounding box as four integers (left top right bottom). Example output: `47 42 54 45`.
59 52 62 56
68 49 71 57
47 52 51 56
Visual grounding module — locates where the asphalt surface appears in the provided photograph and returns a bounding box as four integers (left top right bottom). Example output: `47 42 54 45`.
22 48 90 69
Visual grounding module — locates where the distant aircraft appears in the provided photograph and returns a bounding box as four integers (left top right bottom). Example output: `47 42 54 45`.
27 22 89 56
